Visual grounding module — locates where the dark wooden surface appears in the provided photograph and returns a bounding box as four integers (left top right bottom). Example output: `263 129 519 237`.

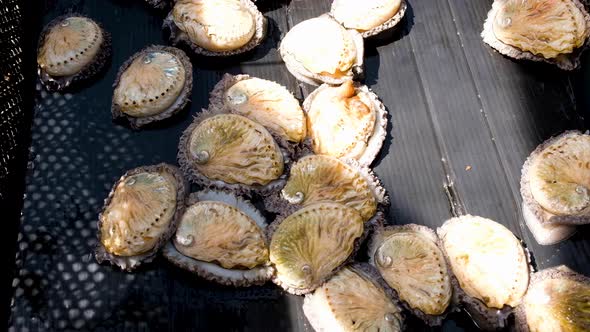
7 0 590 331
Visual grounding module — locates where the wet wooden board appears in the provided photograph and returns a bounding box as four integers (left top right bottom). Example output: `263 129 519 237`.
7 0 590 331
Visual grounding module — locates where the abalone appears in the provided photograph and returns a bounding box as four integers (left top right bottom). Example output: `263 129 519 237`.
37 14 111 91
303 264 404 332
482 0 590 70
521 131 590 245
163 190 273 286
303 81 387 166
369 224 453 326
163 0 267 56
279 15 364 85
177 111 285 195
112 45 193 129
330 0 407 38
95 163 187 271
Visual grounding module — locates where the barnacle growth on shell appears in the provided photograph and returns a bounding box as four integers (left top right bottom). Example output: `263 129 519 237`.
37 14 111 92
178 112 285 195
266 155 388 221
95 163 187 271
208 74 306 145
438 215 530 330
303 81 387 166
269 202 366 295
330 0 408 38
279 14 364 85
112 45 193 129
303 264 404 332
369 224 453 326
521 131 590 245
482 0 590 70
515 265 590 332
163 190 273 286
163 0 267 56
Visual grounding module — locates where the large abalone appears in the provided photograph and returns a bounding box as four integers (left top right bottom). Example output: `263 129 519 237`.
37 14 111 92
303 81 387 166
112 45 193 129
303 264 404 332
482 0 590 70
177 112 285 195
95 163 187 271
521 131 590 245
163 0 267 56
330 0 407 38
163 190 273 286
269 202 366 294
208 74 306 146
369 224 453 326
438 215 530 330
279 15 364 85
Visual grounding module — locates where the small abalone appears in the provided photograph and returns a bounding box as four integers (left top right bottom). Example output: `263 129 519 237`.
163 190 273 286
266 155 388 221
303 264 404 332
112 45 193 129
208 74 306 146
163 0 267 56
515 265 590 332
37 14 111 92
521 131 590 245
482 0 590 70
95 163 187 271
269 202 366 294
279 15 364 85
369 224 453 326
330 0 407 38
303 81 387 166
177 112 285 195
438 215 530 330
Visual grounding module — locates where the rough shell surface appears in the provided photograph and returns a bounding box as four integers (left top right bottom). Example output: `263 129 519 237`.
177 111 285 195
37 14 112 92
162 190 273 286
369 224 454 326
303 264 404 332
269 202 365 295
303 81 388 166
112 45 193 129
482 0 590 70
95 163 188 271
164 0 267 56
279 14 364 85
208 73 306 145
515 265 590 332
267 154 388 222
330 0 408 38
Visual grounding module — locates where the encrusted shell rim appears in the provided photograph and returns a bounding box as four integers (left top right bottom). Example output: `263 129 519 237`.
94 163 189 272
37 13 112 92
514 265 590 332
368 223 458 326
520 130 590 227
329 0 408 38
279 14 364 86
302 82 388 166
481 0 590 70
111 45 193 129
163 0 268 57
177 109 287 196
266 203 383 295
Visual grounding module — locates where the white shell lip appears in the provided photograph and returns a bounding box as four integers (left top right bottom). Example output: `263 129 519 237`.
279 14 365 86
481 0 590 70
163 0 268 57
329 0 408 38
302 82 388 167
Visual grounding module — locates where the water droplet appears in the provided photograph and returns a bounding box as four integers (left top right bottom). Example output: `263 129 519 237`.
195 150 210 164
126 178 136 186
385 313 398 323
501 17 511 27
301 264 312 274
176 234 193 246
143 54 153 64
228 93 247 105
576 185 587 195
61 20 70 27
379 255 393 268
